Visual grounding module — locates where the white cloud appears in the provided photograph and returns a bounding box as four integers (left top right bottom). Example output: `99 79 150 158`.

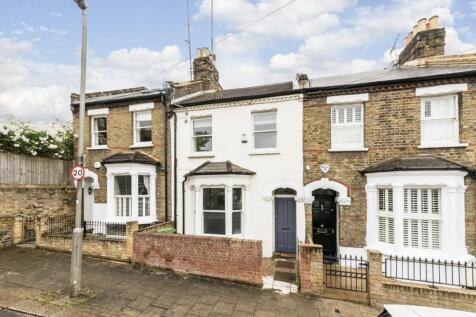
0 36 187 123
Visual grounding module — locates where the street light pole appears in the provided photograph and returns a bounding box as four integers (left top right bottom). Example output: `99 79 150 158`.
70 0 88 298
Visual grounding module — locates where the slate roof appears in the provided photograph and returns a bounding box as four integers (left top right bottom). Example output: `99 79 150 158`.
71 87 165 107
102 151 160 166
176 81 295 106
185 161 255 177
360 155 472 174
309 66 476 89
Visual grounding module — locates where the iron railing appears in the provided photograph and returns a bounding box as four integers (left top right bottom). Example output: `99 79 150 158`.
383 255 476 288
83 221 126 239
324 255 368 292
46 217 126 240
46 216 75 235
21 217 36 243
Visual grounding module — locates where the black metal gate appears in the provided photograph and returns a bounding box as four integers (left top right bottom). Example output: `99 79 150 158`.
324 255 368 292
22 217 36 243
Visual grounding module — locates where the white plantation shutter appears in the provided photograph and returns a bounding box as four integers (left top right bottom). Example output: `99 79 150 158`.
403 188 442 249
377 188 394 244
331 104 364 150
421 95 459 146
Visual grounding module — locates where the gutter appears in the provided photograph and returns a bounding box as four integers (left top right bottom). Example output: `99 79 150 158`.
71 90 165 108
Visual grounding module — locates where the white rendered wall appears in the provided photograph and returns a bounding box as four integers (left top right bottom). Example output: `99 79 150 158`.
174 96 304 257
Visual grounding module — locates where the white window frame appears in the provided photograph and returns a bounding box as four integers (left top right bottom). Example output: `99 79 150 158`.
200 186 245 237
191 116 213 155
131 110 153 148
114 174 132 217
419 94 464 148
90 116 108 149
377 187 394 244
202 186 226 235
330 104 366 152
232 187 243 235
403 187 442 250
138 174 151 217
252 111 277 151
106 163 157 224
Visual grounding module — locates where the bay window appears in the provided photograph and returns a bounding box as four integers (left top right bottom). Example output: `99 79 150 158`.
331 104 364 151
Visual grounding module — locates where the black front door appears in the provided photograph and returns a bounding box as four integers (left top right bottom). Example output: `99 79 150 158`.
275 198 296 253
312 189 337 257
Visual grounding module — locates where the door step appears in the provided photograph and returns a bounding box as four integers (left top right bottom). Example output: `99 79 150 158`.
274 271 296 283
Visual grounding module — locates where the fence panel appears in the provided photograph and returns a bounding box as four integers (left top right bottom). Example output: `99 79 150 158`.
0 152 73 185
383 255 476 288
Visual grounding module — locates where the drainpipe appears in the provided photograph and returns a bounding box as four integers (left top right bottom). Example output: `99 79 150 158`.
162 93 168 222
174 112 178 230
182 174 188 234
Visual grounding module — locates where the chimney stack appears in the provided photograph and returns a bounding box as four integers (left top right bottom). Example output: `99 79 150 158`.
398 16 445 66
192 47 220 91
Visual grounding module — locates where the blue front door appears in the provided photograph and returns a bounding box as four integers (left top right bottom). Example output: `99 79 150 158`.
275 198 296 253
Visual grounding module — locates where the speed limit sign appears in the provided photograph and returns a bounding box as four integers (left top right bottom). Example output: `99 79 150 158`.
71 164 85 181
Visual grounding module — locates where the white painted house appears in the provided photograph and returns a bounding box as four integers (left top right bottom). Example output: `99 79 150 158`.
172 82 304 257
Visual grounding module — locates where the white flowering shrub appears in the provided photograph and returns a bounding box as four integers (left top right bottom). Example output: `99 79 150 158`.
0 118 74 160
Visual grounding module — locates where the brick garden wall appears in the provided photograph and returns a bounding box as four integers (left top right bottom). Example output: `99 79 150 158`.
35 218 138 262
298 243 476 312
0 185 75 219
72 99 171 222
368 250 476 312
133 233 263 286
303 78 476 255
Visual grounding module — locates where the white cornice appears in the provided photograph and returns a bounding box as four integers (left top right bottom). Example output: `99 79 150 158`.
174 94 302 112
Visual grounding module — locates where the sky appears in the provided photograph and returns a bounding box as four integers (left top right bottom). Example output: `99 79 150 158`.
0 0 475 125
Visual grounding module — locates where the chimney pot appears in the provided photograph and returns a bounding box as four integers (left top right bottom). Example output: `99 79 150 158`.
428 15 439 29
296 73 309 89
417 18 427 32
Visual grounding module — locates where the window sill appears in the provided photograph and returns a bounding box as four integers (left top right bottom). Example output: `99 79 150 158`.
329 147 368 152
188 152 215 158
418 143 468 149
87 145 109 150
249 149 280 156
130 142 153 149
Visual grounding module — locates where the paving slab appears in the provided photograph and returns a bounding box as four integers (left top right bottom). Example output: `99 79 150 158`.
0 247 380 316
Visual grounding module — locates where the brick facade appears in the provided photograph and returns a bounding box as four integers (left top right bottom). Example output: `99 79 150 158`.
133 233 263 286
72 98 171 222
303 78 476 255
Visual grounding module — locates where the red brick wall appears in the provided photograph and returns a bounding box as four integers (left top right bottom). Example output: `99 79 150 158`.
133 233 263 286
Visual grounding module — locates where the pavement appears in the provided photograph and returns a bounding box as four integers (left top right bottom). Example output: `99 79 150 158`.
0 247 380 317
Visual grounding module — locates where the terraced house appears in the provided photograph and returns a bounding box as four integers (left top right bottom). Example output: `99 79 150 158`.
299 16 476 264
70 87 171 226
